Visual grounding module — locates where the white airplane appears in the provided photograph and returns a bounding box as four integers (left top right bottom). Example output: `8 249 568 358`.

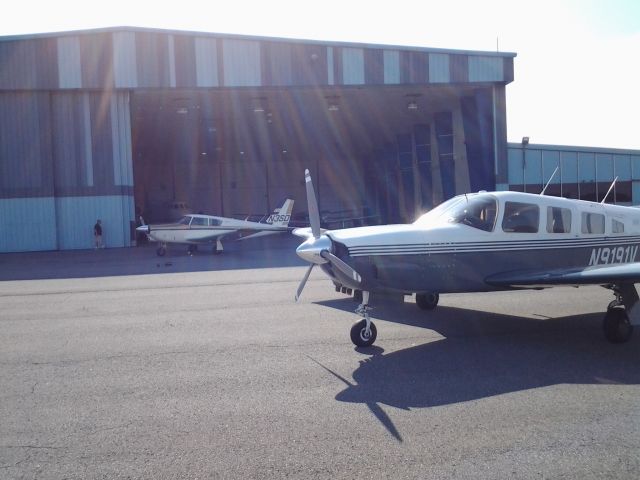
138 199 294 256
294 169 640 347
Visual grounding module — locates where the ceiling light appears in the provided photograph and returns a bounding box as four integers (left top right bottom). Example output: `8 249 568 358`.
176 107 188 114
328 104 339 112
407 102 418 110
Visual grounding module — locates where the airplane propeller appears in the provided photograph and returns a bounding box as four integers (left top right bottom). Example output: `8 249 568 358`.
295 169 361 301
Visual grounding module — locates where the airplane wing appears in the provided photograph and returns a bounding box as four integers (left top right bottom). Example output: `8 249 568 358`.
485 263 640 288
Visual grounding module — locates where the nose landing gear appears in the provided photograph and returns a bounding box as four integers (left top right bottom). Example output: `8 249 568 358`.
350 291 377 347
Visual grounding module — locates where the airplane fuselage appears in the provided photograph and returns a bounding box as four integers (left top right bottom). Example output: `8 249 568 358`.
321 191 640 295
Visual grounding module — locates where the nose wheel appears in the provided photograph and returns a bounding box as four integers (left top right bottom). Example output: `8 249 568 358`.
350 291 377 347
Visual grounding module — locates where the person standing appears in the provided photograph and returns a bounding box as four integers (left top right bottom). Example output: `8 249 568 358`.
94 219 103 249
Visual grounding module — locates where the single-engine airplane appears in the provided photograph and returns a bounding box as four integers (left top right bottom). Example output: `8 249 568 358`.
138 198 294 256
294 169 640 347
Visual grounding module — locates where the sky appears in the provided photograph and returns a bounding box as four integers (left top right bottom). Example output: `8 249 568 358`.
2 0 639 150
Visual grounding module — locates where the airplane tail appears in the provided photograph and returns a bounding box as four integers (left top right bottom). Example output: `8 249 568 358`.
265 199 294 227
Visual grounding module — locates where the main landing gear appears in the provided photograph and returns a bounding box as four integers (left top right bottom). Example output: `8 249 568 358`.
350 291 377 347
416 292 439 310
604 287 634 344
156 244 167 256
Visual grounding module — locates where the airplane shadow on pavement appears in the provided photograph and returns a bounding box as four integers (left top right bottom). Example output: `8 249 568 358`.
312 298 640 442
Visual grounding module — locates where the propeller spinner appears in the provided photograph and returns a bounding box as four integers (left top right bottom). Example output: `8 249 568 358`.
295 169 361 301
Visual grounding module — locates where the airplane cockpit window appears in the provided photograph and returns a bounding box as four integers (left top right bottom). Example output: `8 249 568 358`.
190 217 207 227
502 202 540 233
581 212 605 234
415 194 497 232
546 206 572 233
177 216 192 226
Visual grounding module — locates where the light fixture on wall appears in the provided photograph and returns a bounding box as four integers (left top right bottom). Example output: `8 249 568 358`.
176 107 188 114
522 136 530 146
326 95 340 111
407 102 419 110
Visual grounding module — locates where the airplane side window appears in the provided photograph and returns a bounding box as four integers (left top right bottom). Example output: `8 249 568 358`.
191 217 207 227
546 206 571 233
581 212 605 234
612 218 625 233
209 218 222 226
502 202 539 233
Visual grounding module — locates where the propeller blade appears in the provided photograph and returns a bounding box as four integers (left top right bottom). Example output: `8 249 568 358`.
295 264 315 301
305 169 321 239
320 250 362 284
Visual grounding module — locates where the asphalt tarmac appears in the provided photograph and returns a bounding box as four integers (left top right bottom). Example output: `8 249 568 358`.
1 238 640 479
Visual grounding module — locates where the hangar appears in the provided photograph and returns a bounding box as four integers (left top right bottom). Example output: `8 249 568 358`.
1 27 515 252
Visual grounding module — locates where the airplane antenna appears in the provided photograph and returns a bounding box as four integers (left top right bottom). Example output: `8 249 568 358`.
601 176 618 204
540 166 559 195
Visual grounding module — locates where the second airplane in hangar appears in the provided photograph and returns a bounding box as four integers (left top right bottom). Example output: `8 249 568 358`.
138 199 294 256
294 169 640 347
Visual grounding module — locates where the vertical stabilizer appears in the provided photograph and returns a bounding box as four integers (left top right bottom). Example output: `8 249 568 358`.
266 199 294 227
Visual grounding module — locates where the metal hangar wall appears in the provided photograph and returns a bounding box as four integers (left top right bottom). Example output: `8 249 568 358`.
0 27 515 252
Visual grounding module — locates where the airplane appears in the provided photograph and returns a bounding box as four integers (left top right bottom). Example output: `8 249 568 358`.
294 168 640 347
137 198 294 256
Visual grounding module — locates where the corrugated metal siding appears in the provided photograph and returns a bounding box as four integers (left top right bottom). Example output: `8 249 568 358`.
57 36 82 88
0 197 57 251
136 32 170 87
52 92 89 189
429 53 450 83
383 50 400 84
469 56 503 82
113 32 138 88
364 49 384 85
174 35 197 87
327 47 334 85
262 42 292 86
450 55 468 83
223 39 261 87
55 195 134 249
291 44 327 85
168 35 177 87
110 92 133 186
0 92 52 195
1 29 516 91
342 47 364 85
80 33 114 89
194 37 219 87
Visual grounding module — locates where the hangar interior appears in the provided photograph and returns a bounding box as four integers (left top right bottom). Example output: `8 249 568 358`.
131 83 499 225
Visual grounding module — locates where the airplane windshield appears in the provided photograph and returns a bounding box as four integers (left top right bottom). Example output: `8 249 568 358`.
414 194 497 232
176 216 192 225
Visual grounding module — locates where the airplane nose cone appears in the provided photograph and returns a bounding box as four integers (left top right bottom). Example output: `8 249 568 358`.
136 225 149 234
296 235 332 264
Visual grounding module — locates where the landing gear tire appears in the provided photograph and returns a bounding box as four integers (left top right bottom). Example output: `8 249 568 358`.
416 292 439 310
350 319 377 347
353 289 363 303
603 307 634 344
156 246 166 257
187 245 196 255
608 300 621 310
